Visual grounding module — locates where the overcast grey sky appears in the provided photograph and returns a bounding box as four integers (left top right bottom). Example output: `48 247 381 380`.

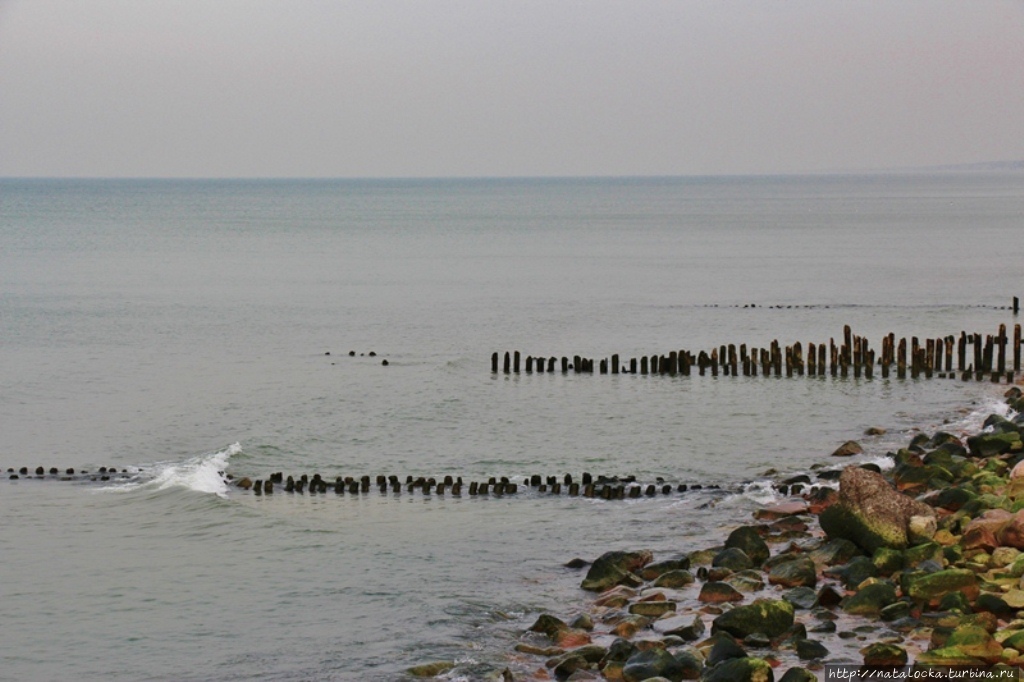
1 0 1022 178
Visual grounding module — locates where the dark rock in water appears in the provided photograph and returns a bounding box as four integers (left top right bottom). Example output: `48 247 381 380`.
725 526 770 566
570 613 594 631
781 474 811 485
653 569 695 589
808 620 836 634
781 587 818 610
621 648 685 682
600 638 637 665
406 661 454 677
827 555 878 589
638 556 690 580
768 557 817 588
564 557 590 569
712 599 794 639
706 633 747 666
815 469 842 481
808 538 862 567
967 431 1022 457
672 649 703 679
815 585 843 608
938 591 973 614
778 667 817 682
699 581 744 604
865 427 887 436
580 550 652 592
901 568 979 606
35 466 44 475
712 547 753 572
529 613 569 639
702 657 773 682
859 463 881 474
832 440 863 457
879 601 911 622
861 642 908 667
819 466 935 552
795 638 828 660
841 580 897 616
551 645 606 681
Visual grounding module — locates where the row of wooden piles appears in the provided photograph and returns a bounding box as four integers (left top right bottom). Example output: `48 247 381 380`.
239 472 708 500
492 323 1023 383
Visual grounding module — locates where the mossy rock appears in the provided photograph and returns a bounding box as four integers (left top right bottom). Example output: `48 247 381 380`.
653 569 696 589
712 599 794 639
902 568 979 605
944 624 1004 663
621 648 685 682
872 547 905 575
581 550 652 592
808 538 862 567
725 526 770 566
702 657 774 682
904 541 943 568
768 557 817 588
841 580 897 616
820 501 908 553
713 547 754 571
861 642 908 666
639 556 691 580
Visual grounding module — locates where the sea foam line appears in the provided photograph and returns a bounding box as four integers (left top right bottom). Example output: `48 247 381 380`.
97 443 240 498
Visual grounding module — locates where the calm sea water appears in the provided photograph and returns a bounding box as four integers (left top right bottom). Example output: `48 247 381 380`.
1 174 1022 681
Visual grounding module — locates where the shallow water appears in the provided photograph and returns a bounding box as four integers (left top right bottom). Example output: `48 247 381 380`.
1 173 1022 680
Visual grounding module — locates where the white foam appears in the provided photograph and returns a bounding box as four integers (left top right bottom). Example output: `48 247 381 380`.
98 443 239 498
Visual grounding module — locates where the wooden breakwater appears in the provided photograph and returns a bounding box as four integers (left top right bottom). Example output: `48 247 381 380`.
493 322 1023 383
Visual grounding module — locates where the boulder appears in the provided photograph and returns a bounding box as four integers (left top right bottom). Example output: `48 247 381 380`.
725 526 770 566
712 547 754 571
622 648 686 682
901 568 979 606
795 639 829 660
818 466 936 552
581 550 652 592
967 431 1022 457
639 556 691 580
832 441 863 457
712 599 794 639
860 643 908 666
653 570 695 589
768 557 817 588
841 580 897 616
701 657 774 682
699 581 744 603
808 538 861 568
777 668 817 682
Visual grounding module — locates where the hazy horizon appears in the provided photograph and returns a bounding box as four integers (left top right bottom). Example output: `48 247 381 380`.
2 1 1023 179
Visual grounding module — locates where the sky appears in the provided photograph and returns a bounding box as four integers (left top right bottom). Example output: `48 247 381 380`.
1 0 1023 178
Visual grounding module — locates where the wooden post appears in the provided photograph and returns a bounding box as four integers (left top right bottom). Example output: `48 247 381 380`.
669 351 679 376
818 344 826 376
611 354 619 374
1015 296 1020 315
681 352 690 376
958 332 967 371
640 356 648 375
865 349 874 379
984 336 994 373
793 341 803 375
503 352 511 374
513 351 520 373
728 345 737 376
998 324 1007 375
830 339 838 377
926 339 935 374
561 356 569 373
599 358 607 374
945 336 954 373
973 333 983 372
808 342 816 376
897 338 907 379
785 346 793 377
525 356 533 373
491 352 498 373
1015 324 1021 372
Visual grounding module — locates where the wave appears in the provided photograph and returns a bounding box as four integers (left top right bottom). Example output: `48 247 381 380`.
98 443 239 498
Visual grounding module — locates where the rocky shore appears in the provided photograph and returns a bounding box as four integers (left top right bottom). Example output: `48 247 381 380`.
478 385 1024 681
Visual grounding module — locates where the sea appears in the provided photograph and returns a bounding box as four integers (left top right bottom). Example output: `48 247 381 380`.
1 173 1022 681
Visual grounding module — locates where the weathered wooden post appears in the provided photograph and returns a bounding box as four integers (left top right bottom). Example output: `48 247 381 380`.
830 339 838 377
669 351 679 376
525 356 533 373
926 339 935 374
958 332 967 371
548 357 557 372
998 324 1008 375
640 356 649 375
611 354 619 374
503 352 511 374
599 358 608 374
681 351 691 376
808 342 817 376
513 351 521 373
1015 296 1020 315
630 357 637 374
897 338 907 379
973 333 983 373
491 352 498 373
573 355 581 373
1015 324 1022 372
945 336 954 373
